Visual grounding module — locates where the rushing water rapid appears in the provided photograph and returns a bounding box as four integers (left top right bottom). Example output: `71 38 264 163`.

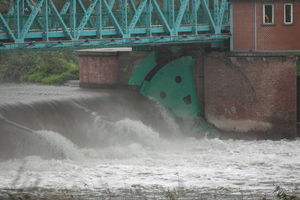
0 84 299 199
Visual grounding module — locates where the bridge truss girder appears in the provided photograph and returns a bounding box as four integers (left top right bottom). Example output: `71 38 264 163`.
0 0 230 51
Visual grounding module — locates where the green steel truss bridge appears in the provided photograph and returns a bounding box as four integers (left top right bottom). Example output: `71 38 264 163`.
0 0 230 51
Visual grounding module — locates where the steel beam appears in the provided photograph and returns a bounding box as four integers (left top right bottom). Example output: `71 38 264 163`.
0 14 17 41
128 0 147 31
103 0 124 36
146 0 152 36
168 0 175 29
20 0 44 40
152 0 172 34
121 0 128 36
96 0 102 39
0 34 230 52
70 0 76 38
49 0 73 39
43 0 49 41
174 0 189 35
76 0 99 39
14 0 21 41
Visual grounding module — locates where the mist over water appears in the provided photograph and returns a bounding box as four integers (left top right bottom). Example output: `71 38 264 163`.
0 84 299 199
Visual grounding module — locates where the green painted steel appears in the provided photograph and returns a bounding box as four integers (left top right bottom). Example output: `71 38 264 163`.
0 0 230 52
128 52 156 86
140 56 201 119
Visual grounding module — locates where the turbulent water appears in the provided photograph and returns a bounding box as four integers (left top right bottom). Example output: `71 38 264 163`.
0 83 299 199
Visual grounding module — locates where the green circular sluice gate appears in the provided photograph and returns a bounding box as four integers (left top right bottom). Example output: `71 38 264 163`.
129 52 201 119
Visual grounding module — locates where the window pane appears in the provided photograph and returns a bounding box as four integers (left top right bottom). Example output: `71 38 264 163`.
285 5 292 23
264 5 273 23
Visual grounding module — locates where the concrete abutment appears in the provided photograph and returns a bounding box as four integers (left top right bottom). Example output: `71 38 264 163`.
77 48 298 139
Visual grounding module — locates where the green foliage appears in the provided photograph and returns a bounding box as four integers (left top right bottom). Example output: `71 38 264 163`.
24 57 78 85
0 50 79 85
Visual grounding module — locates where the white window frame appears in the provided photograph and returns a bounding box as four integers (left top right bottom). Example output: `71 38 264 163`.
263 4 274 25
284 3 293 25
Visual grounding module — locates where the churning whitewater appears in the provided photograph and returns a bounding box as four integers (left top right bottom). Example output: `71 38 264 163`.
0 84 299 199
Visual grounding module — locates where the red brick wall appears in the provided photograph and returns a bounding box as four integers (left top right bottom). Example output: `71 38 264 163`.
232 0 255 50
203 52 297 139
79 56 119 85
233 0 300 51
256 2 300 50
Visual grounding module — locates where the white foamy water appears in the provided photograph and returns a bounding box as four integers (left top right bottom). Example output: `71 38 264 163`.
0 84 299 199
35 130 84 160
0 118 299 198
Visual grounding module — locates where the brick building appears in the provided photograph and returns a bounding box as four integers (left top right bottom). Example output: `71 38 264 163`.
231 0 300 51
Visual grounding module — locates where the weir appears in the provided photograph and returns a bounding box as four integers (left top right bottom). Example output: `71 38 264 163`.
0 84 299 199
0 85 183 159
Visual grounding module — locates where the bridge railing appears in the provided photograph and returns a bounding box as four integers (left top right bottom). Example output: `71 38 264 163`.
0 0 231 51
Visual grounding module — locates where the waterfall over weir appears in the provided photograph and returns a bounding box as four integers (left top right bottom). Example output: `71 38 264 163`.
0 84 299 199
0 84 180 160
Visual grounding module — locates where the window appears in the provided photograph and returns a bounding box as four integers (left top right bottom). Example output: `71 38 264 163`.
284 3 293 24
263 4 274 24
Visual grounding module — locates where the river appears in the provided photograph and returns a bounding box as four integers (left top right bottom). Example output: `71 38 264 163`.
0 83 299 199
